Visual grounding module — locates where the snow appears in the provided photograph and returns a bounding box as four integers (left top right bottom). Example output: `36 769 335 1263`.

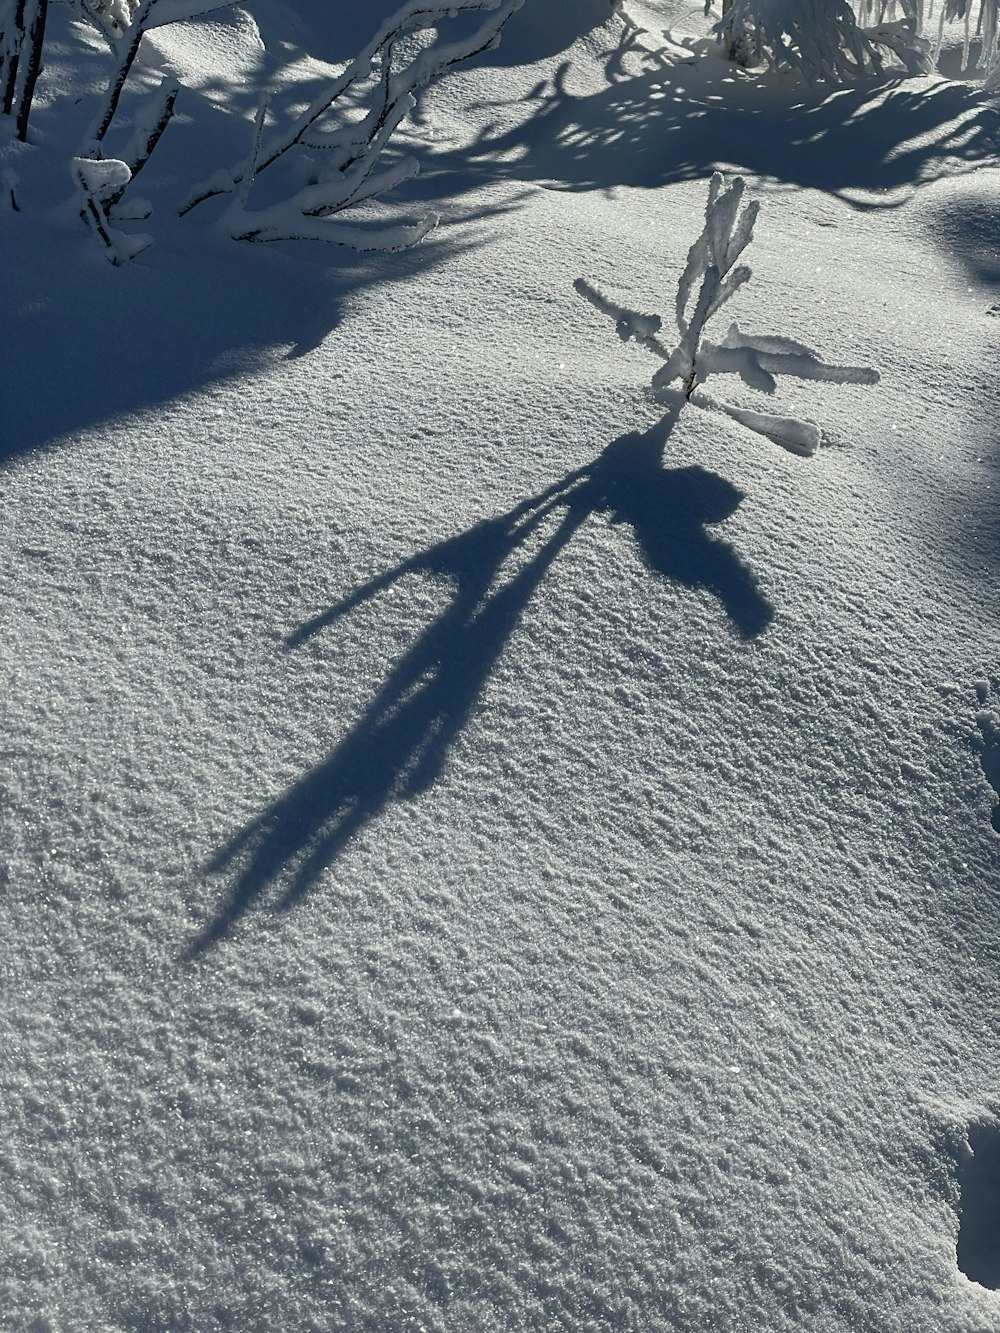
2 1 1000 1329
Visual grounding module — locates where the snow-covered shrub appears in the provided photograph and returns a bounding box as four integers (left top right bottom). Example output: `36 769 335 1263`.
64 0 237 261
3 0 522 261
180 0 523 250
709 0 929 79
705 0 1000 80
575 172 879 456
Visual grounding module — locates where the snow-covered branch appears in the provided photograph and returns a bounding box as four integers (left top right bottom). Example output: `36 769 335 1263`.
182 0 523 250
573 277 670 354
575 172 879 456
72 154 152 262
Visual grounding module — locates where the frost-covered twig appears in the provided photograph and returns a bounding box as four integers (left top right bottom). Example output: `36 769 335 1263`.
574 172 879 456
573 277 670 355
72 155 152 262
181 0 523 250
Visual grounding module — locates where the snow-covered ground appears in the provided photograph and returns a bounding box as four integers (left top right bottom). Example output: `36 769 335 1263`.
3 2 1000 1328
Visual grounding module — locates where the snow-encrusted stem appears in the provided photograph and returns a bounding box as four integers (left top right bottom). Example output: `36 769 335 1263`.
229 209 438 252
72 154 152 262
104 75 178 210
1 0 26 117
89 0 155 144
12 0 44 140
691 390 822 456
679 265 721 399
572 277 671 358
237 93 268 210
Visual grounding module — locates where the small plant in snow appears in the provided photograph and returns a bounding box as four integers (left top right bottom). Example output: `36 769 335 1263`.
574 172 879 456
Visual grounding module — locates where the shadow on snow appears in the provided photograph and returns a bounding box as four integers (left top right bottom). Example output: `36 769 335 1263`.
0 227 486 465
418 40 999 206
189 404 773 955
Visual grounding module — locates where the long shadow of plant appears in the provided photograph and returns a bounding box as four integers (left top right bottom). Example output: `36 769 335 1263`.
190 405 772 954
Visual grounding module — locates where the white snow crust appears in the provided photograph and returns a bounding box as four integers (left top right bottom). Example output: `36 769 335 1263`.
2 2 1000 1330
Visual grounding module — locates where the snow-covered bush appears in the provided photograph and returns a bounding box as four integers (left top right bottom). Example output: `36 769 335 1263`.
708 0 1000 81
61 0 240 261
1 0 522 261
85 0 141 37
180 0 523 250
575 172 879 456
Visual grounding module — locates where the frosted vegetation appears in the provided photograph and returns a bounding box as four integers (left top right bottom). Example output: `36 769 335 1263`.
575 171 880 455
1 0 998 262
1 0 525 256
715 0 1000 81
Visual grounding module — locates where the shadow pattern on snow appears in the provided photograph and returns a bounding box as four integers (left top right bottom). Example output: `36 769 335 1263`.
419 47 998 206
913 197 1000 573
190 407 772 954
0 230 483 465
957 1119 1000 1289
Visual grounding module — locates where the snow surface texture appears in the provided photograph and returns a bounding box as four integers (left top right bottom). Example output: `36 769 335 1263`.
2 1 1000 1330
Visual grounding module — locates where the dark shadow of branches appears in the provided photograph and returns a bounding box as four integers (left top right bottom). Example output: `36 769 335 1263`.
189 405 773 954
419 43 998 206
0 228 483 465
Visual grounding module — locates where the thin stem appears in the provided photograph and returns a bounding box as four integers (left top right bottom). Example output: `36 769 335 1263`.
1 0 25 116
92 0 155 144
14 0 46 141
